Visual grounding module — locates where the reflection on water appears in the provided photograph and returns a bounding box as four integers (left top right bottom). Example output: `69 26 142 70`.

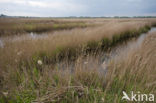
29 32 47 39
100 27 156 74
0 39 4 48
56 27 156 75
0 27 156 74
0 32 48 48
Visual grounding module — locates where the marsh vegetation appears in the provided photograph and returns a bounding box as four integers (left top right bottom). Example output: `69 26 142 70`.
0 18 156 103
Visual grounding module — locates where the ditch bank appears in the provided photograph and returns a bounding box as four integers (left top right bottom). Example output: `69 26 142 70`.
26 25 153 67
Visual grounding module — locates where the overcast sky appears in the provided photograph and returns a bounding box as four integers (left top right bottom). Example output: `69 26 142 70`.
0 0 156 17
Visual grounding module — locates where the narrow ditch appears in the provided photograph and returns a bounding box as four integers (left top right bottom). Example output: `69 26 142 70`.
56 27 156 74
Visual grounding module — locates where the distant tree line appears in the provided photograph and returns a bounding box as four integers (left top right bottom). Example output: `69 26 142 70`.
0 14 156 18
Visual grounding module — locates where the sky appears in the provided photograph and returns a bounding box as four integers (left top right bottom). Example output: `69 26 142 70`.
0 0 156 17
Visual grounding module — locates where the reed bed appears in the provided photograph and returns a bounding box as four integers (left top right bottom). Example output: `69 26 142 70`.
0 28 156 103
0 18 156 103
0 20 152 69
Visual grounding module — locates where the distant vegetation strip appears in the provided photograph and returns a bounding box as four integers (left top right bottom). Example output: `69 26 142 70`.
0 19 90 36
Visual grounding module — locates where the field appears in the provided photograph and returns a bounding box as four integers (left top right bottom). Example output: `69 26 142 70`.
0 18 156 103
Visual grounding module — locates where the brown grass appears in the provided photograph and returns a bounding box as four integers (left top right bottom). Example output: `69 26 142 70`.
0 20 153 69
1 30 156 103
0 18 156 103
0 18 91 36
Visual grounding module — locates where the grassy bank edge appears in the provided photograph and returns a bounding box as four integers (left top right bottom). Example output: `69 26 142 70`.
30 25 151 65
0 24 155 103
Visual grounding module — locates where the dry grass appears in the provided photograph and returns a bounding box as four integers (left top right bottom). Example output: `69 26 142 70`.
0 30 156 103
1 18 156 37
0 18 91 36
0 20 153 69
0 18 156 103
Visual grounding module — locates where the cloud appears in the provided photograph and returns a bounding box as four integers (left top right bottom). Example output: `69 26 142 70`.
31 1 86 13
127 0 142 2
0 0 88 16
0 0 26 4
0 0 86 11
0 0 156 17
